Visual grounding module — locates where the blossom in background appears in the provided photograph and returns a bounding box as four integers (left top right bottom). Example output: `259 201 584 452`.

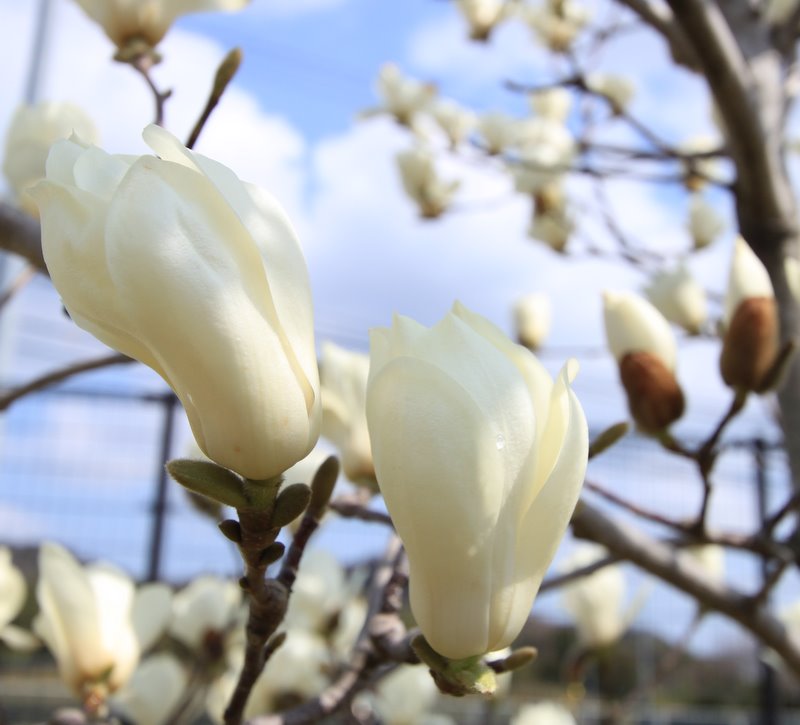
513 292 552 350
585 72 635 114
688 193 725 249
110 654 187 725
522 0 591 52
530 87 572 123
528 206 574 252
678 135 725 190
455 0 510 40
34 543 171 696
477 111 521 154
282 549 347 633
560 544 630 649
365 664 441 724
371 63 437 128
366 302 588 659
72 0 250 53
644 264 708 335
320 342 375 485
0 547 38 651
430 99 477 149
169 576 243 662
720 237 779 392
512 118 575 194
31 125 321 480
683 545 725 586
396 146 459 219
512 702 577 725
2 102 98 216
603 290 685 433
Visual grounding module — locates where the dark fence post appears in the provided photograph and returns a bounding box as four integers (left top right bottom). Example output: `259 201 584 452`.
145 392 178 582
755 438 779 725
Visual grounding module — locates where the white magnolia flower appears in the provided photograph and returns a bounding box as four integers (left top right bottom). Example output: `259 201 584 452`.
679 135 725 188
31 125 321 481
320 342 374 484
396 147 459 219
723 236 775 328
530 88 572 123
0 547 38 651
512 702 577 725
111 654 187 725
374 63 437 127
603 291 677 372
585 73 635 113
73 0 250 50
683 545 725 586
512 118 575 193
528 207 573 252
367 664 440 725
34 543 172 695
282 549 347 633
430 99 477 148
478 111 521 154
456 0 509 40
560 544 629 648
523 0 591 51
367 303 588 659
169 576 242 659
513 292 552 350
644 265 708 335
2 102 98 216
688 194 725 249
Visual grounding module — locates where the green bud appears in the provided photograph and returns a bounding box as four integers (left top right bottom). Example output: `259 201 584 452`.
488 646 538 673
411 634 497 697
166 459 248 509
272 483 312 528
588 422 629 459
308 456 340 517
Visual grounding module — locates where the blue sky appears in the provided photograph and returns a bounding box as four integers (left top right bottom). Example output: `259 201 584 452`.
0 0 797 657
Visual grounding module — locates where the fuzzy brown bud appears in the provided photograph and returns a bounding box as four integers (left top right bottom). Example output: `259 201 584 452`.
720 296 779 392
619 351 685 433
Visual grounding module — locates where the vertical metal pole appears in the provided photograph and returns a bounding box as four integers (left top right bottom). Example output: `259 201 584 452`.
146 393 178 582
25 0 53 104
755 438 779 725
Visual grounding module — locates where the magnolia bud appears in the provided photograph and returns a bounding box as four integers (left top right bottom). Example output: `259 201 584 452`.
513 292 551 350
603 291 684 432
720 238 778 392
644 265 708 335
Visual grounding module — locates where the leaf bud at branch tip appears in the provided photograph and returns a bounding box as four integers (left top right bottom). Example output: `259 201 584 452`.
308 456 340 517
588 422 629 459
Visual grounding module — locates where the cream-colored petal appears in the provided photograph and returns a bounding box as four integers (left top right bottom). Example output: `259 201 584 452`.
0 547 26 629
105 156 315 478
724 236 775 327
0 624 40 652
132 582 172 653
112 653 188 725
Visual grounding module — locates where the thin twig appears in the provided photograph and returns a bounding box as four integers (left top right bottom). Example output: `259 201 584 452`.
0 265 34 311
131 55 171 126
186 48 243 150
328 495 394 527
0 352 133 411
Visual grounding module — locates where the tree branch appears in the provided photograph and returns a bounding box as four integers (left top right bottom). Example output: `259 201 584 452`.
571 499 800 678
0 202 46 274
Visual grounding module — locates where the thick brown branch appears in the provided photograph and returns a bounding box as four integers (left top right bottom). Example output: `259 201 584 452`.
0 202 46 274
571 500 800 678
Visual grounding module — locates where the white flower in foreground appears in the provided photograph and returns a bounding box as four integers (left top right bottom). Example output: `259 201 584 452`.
430 99 477 148
367 302 588 659
396 147 459 219
73 0 250 50
720 237 778 392
513 292 552 350
585 73 635 113
320 342 374 484
456 0 509 40
688 194 725 249
603 291 684 432
2 102 98 216
644 265 708 335
530 88 572 123
512 701 577 725
31 125 320 480
374 63 437 127
111 654 187 725
34 543 172 696
0 547 38 651
169 576 242 660
561 544 628 648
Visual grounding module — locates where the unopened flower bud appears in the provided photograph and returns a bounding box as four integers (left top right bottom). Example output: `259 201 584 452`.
720 238 779 392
